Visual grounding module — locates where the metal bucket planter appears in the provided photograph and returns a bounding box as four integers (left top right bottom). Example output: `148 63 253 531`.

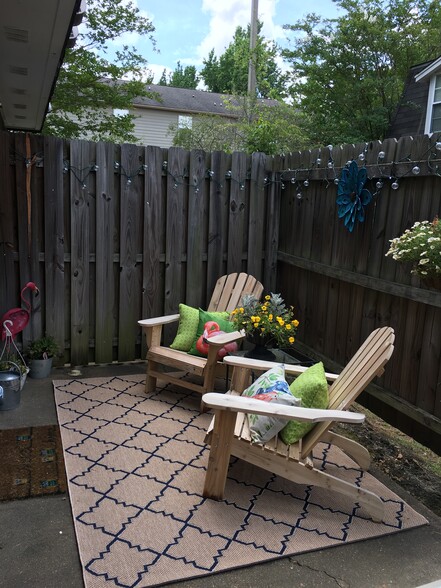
29 357 53 379
0 361 28 410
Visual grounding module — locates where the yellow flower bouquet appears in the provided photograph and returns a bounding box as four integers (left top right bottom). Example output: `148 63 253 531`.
230 292 299 349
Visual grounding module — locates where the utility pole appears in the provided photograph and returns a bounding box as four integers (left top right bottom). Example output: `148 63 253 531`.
247 0 258 97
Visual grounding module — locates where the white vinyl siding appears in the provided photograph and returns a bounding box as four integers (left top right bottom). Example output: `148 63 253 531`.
131 108 178 148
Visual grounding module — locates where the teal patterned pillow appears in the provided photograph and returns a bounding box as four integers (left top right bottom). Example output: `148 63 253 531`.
279 362 329 445
243 365 300 444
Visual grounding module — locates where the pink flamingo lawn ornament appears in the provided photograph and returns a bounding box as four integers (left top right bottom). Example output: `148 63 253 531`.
1 282 39 340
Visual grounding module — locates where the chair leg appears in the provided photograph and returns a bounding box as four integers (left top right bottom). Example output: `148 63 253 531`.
145 361 157 393
203 410 237 500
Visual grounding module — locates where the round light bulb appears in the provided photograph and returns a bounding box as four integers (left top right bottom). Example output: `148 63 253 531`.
412 166 420 175
316 158 321 165
296 192 302 200
436 142 441 151
359 153 365 161
303 179 309 187
391 181 399 190
334 178 339 185
376 180 383 189
327 161 334 169
378 151 385 159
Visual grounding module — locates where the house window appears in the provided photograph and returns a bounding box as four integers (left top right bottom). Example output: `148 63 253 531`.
426 75 441 133
178 115 192 129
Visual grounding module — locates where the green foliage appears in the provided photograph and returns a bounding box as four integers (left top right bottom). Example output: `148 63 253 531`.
282 0 441 145
201 23 288 99
43 0 155 142
171 96 309 155
26 336 60 360
171 114 243 152
159 61 200 89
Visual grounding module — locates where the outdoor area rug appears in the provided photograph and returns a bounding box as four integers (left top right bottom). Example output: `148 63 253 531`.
54 374 428 588
0 425 67 500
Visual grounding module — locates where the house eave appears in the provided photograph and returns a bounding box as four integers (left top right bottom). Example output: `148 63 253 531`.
0 0 85 133
415 56 441 83
133 103 238 119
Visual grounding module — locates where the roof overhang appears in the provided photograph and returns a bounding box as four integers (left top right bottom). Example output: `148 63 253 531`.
415 56 441 83
0 0 85 132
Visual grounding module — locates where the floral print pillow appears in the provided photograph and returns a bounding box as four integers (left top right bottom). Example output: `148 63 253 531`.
242 365 300 444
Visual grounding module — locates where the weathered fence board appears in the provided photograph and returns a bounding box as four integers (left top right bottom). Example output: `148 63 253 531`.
118 143 143 361
44 135 65 356
95 141 116 363
69 140 92 366
206 150 230 297
186 149 207 307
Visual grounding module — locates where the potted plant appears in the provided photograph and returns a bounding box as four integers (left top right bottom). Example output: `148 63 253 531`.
230 292 300 361
385 216 441 289
26 335 60 379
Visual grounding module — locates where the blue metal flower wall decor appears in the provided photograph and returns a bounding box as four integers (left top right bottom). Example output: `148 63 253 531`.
336 160 372 232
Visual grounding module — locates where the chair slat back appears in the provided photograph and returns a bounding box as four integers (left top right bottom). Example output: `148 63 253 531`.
208 273 263 313
300 326 394 457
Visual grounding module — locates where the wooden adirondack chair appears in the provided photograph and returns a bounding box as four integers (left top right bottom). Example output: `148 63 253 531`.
138 273 263 395
202 326 395 522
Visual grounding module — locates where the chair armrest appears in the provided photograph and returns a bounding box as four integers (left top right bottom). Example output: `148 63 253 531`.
138 314 180 328
205 330 245 347
202 393 364 424
223 355 339 382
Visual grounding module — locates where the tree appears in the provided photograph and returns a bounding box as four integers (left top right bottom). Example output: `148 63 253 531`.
170 97 310 155
169 62 200 89
42 0 155 142
282 0 441 145
201 24 287 99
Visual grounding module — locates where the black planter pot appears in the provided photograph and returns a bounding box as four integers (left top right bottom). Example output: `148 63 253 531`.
244 344 276 361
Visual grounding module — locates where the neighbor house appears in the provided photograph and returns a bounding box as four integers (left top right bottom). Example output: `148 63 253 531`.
127 84 241 148
387 56 441 139
72 83 276 148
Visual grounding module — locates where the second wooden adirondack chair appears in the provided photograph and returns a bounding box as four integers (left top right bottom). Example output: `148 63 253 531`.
138 273 264 394
202 326 395 522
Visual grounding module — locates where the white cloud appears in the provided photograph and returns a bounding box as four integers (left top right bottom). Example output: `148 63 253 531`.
197 0 284 63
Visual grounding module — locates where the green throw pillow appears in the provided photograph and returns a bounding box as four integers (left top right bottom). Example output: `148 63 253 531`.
279 362 329 445
170 304 200 351
170 305 230 352
188 309 233 357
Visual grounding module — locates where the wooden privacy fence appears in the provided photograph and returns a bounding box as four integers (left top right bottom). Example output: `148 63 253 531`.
0 131 278 366
276 135 441 453
0 130 440 452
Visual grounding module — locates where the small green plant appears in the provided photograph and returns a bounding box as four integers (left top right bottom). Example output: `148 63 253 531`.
26 335 60 360
0 356 28 375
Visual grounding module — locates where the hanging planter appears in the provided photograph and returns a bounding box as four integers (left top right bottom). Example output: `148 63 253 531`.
385 217 441 289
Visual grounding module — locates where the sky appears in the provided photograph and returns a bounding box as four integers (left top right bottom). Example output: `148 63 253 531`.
110 0 342 83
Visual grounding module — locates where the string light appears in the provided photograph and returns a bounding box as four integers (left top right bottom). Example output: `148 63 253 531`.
10 136 441 196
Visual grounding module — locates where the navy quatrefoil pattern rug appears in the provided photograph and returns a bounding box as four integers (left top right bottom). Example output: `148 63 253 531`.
54 374 427 588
